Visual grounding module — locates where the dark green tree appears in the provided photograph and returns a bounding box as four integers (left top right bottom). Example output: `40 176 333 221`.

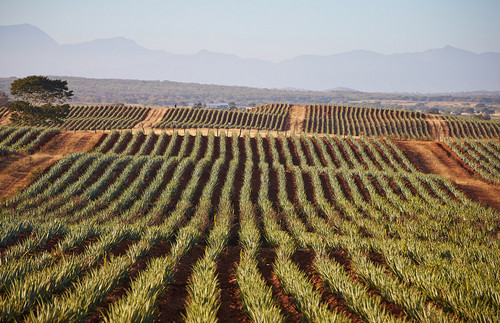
0 91 11 107
8 76 73 126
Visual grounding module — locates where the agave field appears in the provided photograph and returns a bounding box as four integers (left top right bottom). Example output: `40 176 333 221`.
443 138 500 184
59 105 151 130
155 103 290 131
304 105 432 138
304 105 500 139
15 103 498 141
0 107 9 119
0 127 499 322
0 126 60 154
443 115 500 139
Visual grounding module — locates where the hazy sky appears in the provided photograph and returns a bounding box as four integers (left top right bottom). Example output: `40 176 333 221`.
1 0 500 61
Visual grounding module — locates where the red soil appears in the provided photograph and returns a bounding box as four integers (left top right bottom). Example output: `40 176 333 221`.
211 136 221 161
328 249 407 319
142 133 158 155
286 138 301 166
86 241 172 322
250 137 259 164
157 134 172 156
299 139 314 166
113 132 133 154
0 231 32 256
262 137 274 165
249 166 261 206
396 140 500 212
320 137 341 168
68 237 98 255
268 167 281 210
216 246 249 323
153 164 194 225
274 138 287 166
310 138 328 167
128 133 146 155
258 248 302 322
196 135 208 159
156 244 205 322
169 135 183 157
0 132 103 200
183 135 195 158
292 249 364 322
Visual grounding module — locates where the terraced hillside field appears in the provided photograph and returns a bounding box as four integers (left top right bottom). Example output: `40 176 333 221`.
58 105 152 130
6 104 498 140
155 103 291 131
303 104 500 139
0 129 499 322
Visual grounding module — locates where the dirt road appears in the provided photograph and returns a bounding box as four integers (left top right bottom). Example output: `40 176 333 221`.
424 114 449 139
288 105 307 133
0 132 103 199
397 140 500 212
133 108 168 130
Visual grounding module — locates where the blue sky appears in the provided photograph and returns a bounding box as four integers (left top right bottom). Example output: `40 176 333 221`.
1 0 499 61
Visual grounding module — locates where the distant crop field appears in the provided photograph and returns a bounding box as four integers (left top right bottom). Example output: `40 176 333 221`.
39 104 500 140
0 129 498 322
60 105 151 130
0 126 60 153
155 103 291 131
304 104 500 139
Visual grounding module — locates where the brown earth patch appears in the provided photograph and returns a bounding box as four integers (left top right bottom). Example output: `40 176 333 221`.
133 108 168 130
0 153 58 199
274 138 287 165
288 105 306 133
396 140 500 212
41 132 104 156
299 139 314 166
425 114 449 139
249 166 261 207
0 111 11 126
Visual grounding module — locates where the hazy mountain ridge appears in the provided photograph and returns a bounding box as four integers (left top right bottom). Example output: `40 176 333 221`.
1 24 500 93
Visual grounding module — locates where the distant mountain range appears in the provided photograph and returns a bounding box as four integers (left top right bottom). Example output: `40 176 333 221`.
1 24 500 93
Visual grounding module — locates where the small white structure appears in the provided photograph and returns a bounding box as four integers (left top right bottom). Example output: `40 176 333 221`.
206 103 229 109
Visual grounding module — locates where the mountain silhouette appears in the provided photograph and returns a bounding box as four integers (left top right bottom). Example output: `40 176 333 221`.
1 24 499 93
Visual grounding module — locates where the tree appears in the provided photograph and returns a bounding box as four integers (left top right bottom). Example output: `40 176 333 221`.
0 91 12 107
426 107 440 114
8 76 73 126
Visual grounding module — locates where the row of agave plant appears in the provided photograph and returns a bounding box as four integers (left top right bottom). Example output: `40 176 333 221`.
0 129 498 321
